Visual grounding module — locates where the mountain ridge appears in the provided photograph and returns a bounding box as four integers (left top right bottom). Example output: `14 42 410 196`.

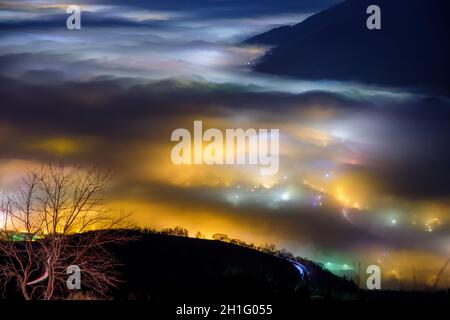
246 0 450 92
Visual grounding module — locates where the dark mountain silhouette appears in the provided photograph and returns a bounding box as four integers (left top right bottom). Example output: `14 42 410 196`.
246 0 450 92
2 230 450 302
111 231 358 301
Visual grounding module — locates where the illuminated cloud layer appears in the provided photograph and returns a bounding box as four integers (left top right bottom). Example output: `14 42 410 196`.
0 0 449 289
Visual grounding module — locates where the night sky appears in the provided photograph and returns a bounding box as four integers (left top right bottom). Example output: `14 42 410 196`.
0 0 449 289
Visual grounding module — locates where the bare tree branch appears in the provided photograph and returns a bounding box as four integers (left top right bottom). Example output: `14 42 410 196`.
0 163 131 300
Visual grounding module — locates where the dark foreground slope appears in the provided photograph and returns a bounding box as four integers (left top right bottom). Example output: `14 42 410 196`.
246 0 450 92
109 231 358 301
2 231 450 301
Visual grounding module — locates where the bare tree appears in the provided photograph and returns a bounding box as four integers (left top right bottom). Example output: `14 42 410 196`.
0 163 130 300
432 257 450 290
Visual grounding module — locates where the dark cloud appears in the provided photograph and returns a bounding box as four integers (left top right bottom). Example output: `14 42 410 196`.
1 74 450 203
362 97 450 199
87 0 343 18
0 0 342 31
0 74 363 137
0 12 172 30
